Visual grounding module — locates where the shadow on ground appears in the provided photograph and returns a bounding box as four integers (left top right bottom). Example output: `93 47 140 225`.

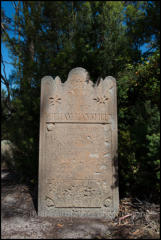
1 168 160 239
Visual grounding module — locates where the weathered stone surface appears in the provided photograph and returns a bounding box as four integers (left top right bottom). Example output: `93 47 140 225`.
38 67 119 218
1 140 16 169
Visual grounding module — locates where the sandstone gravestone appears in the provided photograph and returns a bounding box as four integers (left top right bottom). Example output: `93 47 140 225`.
38 67 119 218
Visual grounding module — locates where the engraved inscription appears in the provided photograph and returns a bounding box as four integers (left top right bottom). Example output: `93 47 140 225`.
45 124 112 181
46 112 111 123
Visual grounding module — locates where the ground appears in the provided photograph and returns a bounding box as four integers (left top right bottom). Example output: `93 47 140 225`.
1 168 160 239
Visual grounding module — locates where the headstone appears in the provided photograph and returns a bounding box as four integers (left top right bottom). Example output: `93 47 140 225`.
38 67 119 218
1 140 16 169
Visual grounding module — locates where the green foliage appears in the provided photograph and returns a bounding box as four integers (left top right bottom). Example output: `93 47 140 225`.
1 1 160 200
118 50 160 200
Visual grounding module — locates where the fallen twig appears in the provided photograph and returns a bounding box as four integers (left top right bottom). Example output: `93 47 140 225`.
119 214 132 224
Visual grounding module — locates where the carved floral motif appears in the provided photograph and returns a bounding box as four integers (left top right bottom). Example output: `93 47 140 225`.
49 96 61 106
46 123 55 131
93 95 109 104
46 196 55 207
103 197 112 207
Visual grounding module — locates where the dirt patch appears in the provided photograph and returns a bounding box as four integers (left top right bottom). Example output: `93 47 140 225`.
1 169 160 239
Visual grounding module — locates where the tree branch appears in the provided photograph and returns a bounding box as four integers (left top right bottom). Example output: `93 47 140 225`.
1 55 11 104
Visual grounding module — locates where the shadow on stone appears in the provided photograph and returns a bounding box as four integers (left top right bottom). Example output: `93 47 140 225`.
111 154 119 190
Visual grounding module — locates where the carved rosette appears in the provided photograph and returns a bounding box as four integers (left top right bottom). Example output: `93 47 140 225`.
46 123 55 131
46 196 55 208
49 95 61 106
93 95 109 104
103 197 112 207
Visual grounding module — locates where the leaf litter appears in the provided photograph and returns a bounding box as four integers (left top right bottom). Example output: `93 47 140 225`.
1 169 160 239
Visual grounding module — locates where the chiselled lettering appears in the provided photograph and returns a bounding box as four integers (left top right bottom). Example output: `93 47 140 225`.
65 113 72 120
46 112 110 123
